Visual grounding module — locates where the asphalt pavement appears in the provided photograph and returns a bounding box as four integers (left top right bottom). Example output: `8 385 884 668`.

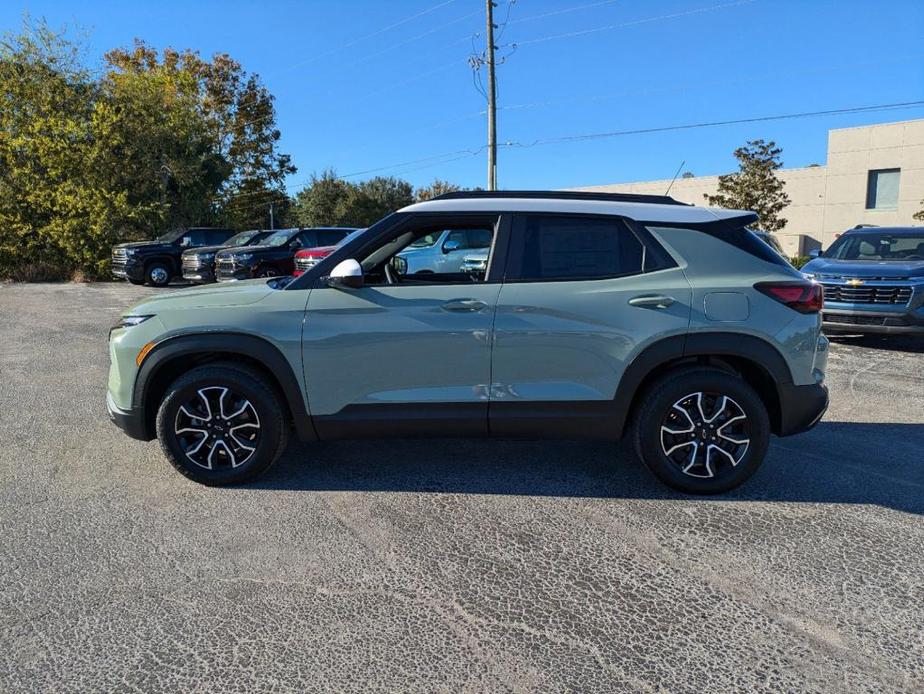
1 282 922 692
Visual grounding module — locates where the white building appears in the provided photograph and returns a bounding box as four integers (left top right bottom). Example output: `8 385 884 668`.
573 118 924 256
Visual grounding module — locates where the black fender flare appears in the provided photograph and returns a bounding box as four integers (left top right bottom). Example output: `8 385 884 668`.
611 332 794 437
133 332 313 440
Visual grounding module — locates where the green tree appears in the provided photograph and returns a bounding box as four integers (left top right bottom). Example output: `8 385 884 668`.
293 172 415 228
415 179 461 201
704 139 791 233
341 176 414 226
914 200 924 222
0 22 295 279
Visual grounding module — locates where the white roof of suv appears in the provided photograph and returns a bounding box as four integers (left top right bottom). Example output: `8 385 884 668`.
401 192 753 225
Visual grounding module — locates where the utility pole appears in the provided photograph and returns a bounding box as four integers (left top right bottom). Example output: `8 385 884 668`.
269 202 275 230
485 0 497 190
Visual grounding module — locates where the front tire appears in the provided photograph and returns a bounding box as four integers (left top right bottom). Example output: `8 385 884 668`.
155 364 290 485
145 261 171 287
632 368 770 494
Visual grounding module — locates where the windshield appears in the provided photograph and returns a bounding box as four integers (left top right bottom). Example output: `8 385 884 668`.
409 231 442 248
824 233 924 261
225 231 261 247
262 229 298 247
155 228 187 243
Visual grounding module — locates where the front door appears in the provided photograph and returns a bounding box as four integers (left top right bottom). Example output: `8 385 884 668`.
302 214 505 439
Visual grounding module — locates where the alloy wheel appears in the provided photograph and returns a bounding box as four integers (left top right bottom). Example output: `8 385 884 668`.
174 386 261 469
149 266 169 285
659 391 750 479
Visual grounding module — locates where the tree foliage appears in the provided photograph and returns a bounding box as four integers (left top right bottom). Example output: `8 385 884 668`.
292 171 415 228
704 139 791 233
0 21 294 279
415 179 462 201
914 200 924 222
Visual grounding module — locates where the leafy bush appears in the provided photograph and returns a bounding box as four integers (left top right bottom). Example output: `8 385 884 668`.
789 255 811 269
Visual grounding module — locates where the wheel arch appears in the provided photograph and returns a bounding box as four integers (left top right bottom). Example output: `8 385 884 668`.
133 332 314 441
142 254 178 276
614 332 793 437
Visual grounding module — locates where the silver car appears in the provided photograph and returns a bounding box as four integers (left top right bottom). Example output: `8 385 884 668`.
397 228 493 274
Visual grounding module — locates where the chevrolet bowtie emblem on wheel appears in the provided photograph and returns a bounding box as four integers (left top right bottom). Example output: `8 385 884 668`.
846 278 865 286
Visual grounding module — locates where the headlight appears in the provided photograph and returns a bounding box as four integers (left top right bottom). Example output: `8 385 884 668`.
199 252 215 261
123 248 137 257
236 253 254 262
111 315 154 331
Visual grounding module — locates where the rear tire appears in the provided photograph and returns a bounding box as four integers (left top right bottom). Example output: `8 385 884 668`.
257 266 278 278
155 363 290 486
632 368 770 494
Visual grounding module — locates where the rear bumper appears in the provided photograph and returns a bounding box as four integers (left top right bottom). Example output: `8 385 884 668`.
776 382 828 436
107 391 151 441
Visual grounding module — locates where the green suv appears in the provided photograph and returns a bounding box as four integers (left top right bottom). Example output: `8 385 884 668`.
107 191 829 494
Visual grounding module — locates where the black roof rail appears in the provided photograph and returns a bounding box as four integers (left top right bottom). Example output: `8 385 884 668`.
430 190 689 206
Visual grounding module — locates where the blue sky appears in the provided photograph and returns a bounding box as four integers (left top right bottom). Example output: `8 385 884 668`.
4 0 924 192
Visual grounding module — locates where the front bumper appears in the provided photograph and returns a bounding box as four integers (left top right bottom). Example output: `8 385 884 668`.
182 267 216 283
822 307 924 334
107 391 151 441
216 262 254 282
776 382 828 436
112 260 145 282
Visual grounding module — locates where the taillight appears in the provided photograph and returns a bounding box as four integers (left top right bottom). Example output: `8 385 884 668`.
755 281 823 314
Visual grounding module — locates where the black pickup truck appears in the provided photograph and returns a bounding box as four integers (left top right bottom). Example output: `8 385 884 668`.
111 228 236 287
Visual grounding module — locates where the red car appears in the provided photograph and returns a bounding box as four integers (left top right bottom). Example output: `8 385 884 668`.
293 229 363 276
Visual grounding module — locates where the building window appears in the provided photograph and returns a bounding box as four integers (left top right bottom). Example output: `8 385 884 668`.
866 168 900 210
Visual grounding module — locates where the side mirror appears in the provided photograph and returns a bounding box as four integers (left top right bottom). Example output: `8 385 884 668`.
180 237 191 247
442 239 462 254
808 248 821 259
324 258 363 290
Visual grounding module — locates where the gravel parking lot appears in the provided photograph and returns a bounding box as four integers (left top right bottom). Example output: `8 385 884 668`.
1 282 922 692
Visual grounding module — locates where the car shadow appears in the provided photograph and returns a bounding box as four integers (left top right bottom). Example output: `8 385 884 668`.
826 333 924 353
252 421 924 515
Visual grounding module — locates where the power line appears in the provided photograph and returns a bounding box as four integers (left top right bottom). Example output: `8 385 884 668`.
282 0 459 72
518 0 756 46
508 0 621 24
318 99 924 181
514 101 924 148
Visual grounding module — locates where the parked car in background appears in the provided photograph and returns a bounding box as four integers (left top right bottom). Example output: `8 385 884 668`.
293 229 364 277
753 229 785 256
215 227 357 281
108 190 828 495
181 229 274 284
394 227 493 274
802 226 924 334
112 228 235 287
460 251 488 277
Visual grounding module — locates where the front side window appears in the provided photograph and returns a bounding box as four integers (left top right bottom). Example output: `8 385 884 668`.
866 168 900 210
507 215 645 281
359 217 499 286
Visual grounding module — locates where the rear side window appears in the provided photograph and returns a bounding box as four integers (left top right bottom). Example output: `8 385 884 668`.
648 223 790 267
506 214 646 281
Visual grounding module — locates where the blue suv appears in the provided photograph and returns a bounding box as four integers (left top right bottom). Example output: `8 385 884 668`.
802 226 924 334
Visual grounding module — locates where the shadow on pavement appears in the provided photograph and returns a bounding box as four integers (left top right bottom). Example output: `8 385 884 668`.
826 333 924 353
253 421 924 515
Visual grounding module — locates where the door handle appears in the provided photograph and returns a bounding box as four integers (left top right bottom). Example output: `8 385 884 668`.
441 299 487 312
628 294 675 309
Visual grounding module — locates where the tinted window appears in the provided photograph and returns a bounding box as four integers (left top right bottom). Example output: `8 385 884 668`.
182 230 207 246
509 215 644 281
209 229 234 244
317 229 349 246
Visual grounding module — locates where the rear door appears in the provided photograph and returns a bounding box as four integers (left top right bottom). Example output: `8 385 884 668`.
490 213 692 435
